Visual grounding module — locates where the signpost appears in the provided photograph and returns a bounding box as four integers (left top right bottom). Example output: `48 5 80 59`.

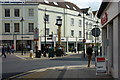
34 27 39 57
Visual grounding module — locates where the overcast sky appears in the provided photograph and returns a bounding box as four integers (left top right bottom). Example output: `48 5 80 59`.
65 0 102 11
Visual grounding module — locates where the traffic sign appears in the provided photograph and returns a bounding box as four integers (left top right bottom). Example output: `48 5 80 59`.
91 28 100 37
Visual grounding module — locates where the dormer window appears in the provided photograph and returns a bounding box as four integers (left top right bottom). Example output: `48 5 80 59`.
53 2 58 5
66 5 70 8
73 7 76 10
44 0 49 4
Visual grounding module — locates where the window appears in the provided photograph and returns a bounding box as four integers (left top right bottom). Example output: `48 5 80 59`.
66 5 70 8
86 32 88 39
89 23 92 29
71 30 74 37
46 15 49 22
89 32 93 40
5 9 10 17
86 22 88 29
14 9 20 17
44 0 49 4
46 28 49 35
29 23 34 32
53 2 58 5
79 31 82 38
29 9 34 17
79 20 82 27
71 18 74 26
14 23 19 32
5 23 10 32
73 7 76 10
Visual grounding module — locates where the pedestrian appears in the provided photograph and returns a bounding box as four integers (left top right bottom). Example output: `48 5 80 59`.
11 44 15 54
0 46 6 58
86 45 93 67
7 45 11 54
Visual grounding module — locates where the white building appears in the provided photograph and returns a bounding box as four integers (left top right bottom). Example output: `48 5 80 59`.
0 0 102 53
28 0 101 52
0 1 39 51
97 1 120 79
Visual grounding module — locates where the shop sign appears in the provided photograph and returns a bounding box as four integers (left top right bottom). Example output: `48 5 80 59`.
101 12 108 25
96 57 107 75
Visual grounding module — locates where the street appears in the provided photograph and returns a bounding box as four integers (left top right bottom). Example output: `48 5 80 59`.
2 52 95 79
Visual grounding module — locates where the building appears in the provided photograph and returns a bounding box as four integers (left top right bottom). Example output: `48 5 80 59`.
0 0 102 53
0 1 39 51
27 0 102 52
97 1 120 79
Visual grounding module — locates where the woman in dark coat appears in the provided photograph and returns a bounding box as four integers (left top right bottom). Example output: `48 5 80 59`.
86 46 93 67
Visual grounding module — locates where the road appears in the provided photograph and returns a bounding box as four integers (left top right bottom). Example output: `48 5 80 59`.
2 53 95 79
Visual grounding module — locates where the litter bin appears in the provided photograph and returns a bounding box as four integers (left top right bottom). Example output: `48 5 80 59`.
36 50 41 58
48 47 54 58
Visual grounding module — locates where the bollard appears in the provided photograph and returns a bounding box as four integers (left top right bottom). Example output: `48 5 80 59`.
30 50 33 58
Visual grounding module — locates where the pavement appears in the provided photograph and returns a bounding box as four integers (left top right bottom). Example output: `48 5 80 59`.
5 52 113 80
8 65 113 80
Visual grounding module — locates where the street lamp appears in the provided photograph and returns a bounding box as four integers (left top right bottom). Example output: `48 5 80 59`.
44 8 47 57
78 11 89 58
56 18 62 47
92 20 100 57
20 17 24 55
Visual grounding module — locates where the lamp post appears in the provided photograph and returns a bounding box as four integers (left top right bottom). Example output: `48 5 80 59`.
34 27 39 57
44 8 47 57
56 18 62 47
92 21 100 57
20 17 24 55
78 11 89 58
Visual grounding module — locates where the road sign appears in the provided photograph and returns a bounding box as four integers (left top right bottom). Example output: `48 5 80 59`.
91 28 100 37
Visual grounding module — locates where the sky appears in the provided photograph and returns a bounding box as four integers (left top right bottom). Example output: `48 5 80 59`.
65 0 102 11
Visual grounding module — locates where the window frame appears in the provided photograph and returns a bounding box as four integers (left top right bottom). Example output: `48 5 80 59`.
71 30 74 37
71 18 74 26
28 23 34 32
5 9 10 17
5 23 10 32
14 23 20 32
14 9 20 17
29 8 34 17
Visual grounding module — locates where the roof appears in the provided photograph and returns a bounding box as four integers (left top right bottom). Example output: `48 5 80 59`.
92 11 97 16
97 2 109 18
26 0 82 12
80 8 89 13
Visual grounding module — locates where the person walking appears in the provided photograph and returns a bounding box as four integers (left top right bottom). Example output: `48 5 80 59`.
11 44 15 54
86 45 93 67
7 45 11 54
0 46 6 58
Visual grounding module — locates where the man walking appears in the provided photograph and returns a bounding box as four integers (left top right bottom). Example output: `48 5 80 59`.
0 46 6 58
86 45 93 67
